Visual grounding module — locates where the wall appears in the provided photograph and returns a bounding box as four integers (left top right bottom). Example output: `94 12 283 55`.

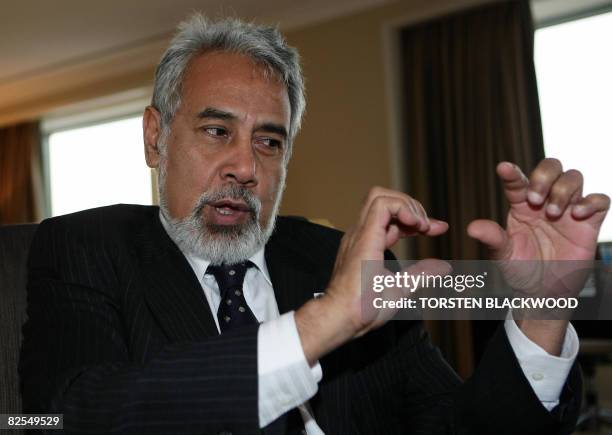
281 0 491 231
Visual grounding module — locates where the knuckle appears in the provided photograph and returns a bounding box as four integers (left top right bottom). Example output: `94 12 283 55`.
371 196 388 209
530 168 557 186
551 183 571 198
414 200 426 213
529 171 549 186
366 186 384 201
545 157 563 169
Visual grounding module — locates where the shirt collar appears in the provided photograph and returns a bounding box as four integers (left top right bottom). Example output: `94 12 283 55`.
158 209 272 285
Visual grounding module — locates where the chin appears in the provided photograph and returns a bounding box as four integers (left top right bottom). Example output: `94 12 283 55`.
205 223 247 237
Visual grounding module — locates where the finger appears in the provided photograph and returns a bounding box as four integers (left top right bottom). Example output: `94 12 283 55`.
406 199 430 233
385 222 403 247
360 195 425 237
415 201 431 228
363 197 446 252
360 197 420 251
572 193 611 221
527 158 563 206
496 161 529 204
424 219 449 237
360 187 436 232
360 186 412 222
395 200 431 235
467 219 510 259
389 218 449 239
546 169 583 218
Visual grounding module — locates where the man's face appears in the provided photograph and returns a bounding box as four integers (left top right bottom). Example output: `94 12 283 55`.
144 51 291 262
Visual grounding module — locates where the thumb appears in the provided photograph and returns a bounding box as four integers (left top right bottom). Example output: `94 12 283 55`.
467 219 509 257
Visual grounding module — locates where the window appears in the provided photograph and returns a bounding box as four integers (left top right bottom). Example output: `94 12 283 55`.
46 115 154 216
535 11 612 242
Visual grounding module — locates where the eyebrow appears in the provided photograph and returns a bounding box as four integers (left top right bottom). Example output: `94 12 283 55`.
197 107 288 139
197 107 235 120
256 123 288 139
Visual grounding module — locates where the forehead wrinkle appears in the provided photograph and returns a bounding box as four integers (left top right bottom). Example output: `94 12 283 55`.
180 52 290 130
203 82 289 130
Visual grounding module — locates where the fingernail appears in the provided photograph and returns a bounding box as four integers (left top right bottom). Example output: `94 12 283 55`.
547 204 561 216
528 191 543 205
574 205 586 216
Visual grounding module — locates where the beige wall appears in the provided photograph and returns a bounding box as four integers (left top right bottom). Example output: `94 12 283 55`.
281 0 490 231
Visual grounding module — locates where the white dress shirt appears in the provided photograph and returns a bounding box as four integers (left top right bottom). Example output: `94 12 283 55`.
159 212 578 433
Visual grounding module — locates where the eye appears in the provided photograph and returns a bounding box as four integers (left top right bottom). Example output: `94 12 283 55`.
255 137 283 150
202 126 228 137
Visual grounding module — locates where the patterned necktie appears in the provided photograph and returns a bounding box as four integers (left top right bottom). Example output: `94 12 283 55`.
206 261 258 332
206 261 305 435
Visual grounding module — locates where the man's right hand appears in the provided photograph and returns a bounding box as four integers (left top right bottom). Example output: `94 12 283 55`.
294 187 448 365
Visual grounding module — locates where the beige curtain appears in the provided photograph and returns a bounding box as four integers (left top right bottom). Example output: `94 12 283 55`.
400 0 544 378
0 121 43 224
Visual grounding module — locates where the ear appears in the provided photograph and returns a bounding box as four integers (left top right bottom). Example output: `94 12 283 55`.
143 106 163 168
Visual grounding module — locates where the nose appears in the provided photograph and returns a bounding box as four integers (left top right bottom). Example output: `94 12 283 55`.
220 135 258 186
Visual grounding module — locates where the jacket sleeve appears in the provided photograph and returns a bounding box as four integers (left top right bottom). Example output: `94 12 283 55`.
452 323 582 435
390 320 582 435
19 217 260 435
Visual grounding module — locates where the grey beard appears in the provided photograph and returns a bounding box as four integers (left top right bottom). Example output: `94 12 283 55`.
158 163 283 265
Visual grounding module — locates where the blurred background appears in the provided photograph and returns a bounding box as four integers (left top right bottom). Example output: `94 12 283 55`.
1 0 611 432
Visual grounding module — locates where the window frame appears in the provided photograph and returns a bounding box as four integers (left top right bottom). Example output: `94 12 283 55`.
532 1 612 30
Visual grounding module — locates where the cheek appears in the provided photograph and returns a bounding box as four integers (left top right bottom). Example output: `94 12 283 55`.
167 142 218 184
262 166 286 200
258 172 286 226
162 147 218 215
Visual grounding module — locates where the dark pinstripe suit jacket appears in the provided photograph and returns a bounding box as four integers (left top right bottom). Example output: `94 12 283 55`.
19 205 581 434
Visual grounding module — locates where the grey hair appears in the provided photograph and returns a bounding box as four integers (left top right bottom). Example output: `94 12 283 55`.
151 13 305 158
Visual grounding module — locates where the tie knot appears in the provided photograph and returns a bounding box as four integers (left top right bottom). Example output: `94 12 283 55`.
205 261 253 293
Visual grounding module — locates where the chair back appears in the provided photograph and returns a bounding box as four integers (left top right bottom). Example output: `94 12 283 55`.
0 224 37 418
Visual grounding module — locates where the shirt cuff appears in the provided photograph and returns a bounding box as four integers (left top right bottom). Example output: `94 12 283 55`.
504 311 579 411
258 311 322 427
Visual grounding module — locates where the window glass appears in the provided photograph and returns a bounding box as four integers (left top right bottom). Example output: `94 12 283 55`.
48 116 153 216
535 11 612 242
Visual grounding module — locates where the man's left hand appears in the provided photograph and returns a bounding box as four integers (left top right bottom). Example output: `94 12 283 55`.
467 158 610 355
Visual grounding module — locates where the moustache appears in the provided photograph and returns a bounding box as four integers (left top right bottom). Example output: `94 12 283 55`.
192 185 261 217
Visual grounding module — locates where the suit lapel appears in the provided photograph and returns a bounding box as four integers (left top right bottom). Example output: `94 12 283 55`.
138 210 219 342
264 234 321 315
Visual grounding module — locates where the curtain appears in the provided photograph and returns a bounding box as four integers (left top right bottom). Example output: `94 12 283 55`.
400 0 544 378
0 121 43 225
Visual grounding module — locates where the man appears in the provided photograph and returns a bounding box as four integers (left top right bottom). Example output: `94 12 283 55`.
19 13 610 435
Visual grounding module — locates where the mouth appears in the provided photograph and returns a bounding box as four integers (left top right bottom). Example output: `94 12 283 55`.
205 199 254 225
209 199 252 215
